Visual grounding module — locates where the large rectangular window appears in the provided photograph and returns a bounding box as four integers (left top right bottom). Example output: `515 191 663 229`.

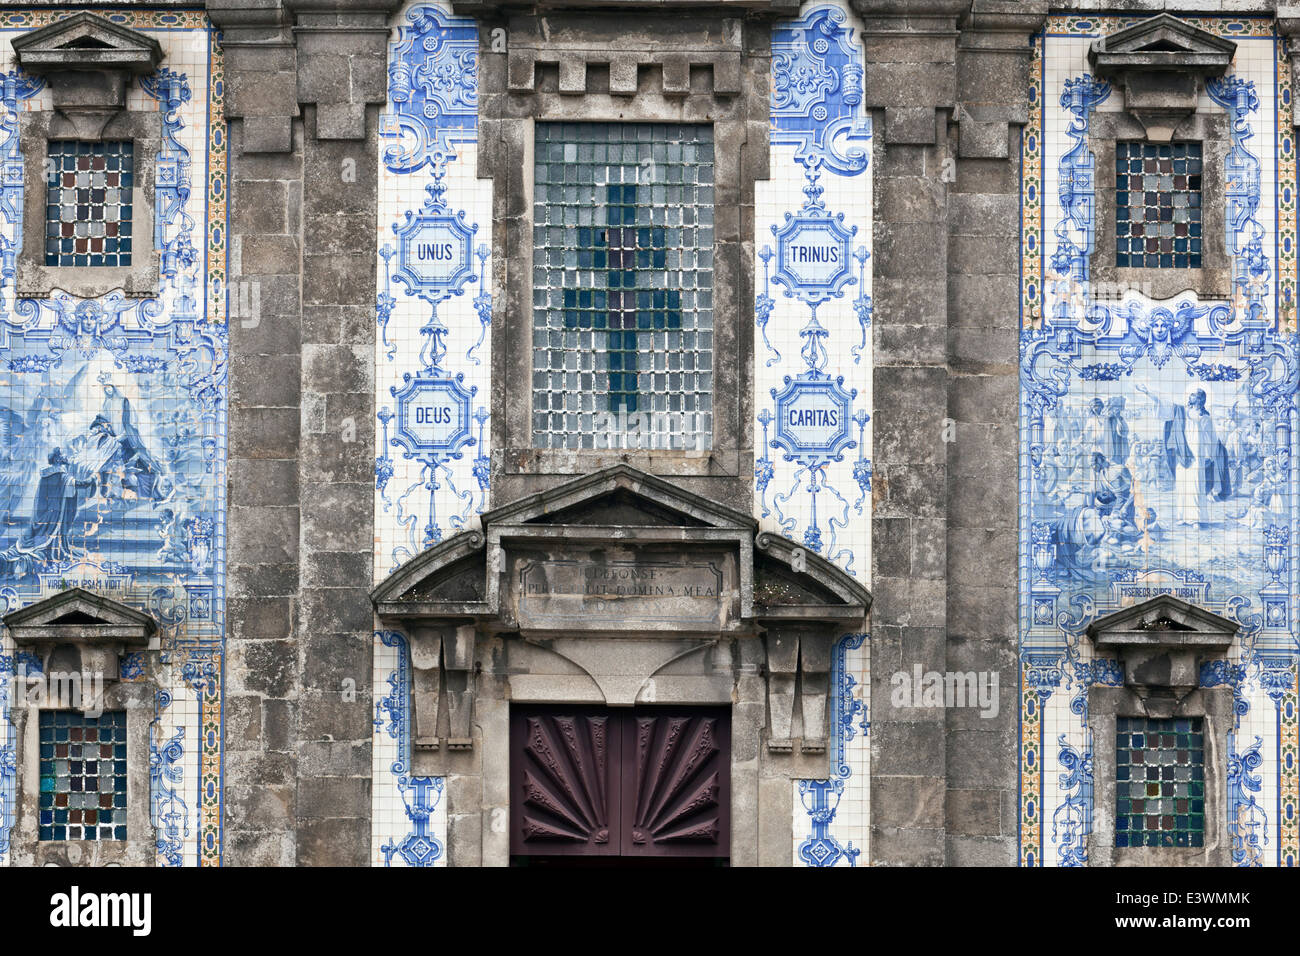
532 122 714 451
45 140 134 268
38 710 128 841
1115 716 1204 848
1115 141 1202 269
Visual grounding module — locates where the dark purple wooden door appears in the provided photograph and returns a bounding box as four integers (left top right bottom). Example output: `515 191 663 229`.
511 706 730 861
511 708 619 856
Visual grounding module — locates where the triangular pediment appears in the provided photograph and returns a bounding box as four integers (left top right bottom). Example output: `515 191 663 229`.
1086 594 1237 649
371 466 870 623
1089 15 1235 72
483 464 757 531
11 12 163 75
2 587 155 643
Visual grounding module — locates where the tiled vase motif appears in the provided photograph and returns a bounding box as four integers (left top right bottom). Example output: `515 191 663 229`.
758 1 872 866
1020 16 1299 867
0 10 226 867
371 0 488 865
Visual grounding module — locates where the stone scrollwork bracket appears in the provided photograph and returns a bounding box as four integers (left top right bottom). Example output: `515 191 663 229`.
408 623 477 752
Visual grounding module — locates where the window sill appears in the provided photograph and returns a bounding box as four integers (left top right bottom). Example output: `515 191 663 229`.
16 260 160 300
1091 263 1231 303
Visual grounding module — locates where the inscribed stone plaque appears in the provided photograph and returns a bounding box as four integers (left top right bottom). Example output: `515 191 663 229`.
515 557 726 630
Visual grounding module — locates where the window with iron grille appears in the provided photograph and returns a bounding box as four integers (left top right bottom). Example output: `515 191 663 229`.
38 710 128 841
45 141 134 268
1115 141 1202 269
1115 716 1205 848
532 123 714 451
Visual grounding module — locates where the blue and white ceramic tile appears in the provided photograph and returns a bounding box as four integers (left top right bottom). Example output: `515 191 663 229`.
371 0 484 863
373 0 492 581
1024 21 1298 867
756 1 872 584
0 13 226 866
372 631 446 867
758 1 872 866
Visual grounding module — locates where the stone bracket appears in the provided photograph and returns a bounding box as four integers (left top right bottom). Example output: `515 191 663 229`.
1086 14 1235 143
763 624 835 754
409 623 478 751
210 1 402 150
956 104 1027 159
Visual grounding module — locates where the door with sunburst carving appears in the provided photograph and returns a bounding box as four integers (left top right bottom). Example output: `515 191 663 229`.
510 706 730 863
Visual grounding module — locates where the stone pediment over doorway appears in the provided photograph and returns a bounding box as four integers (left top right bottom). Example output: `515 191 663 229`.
371 465 870 752
370 464 870 630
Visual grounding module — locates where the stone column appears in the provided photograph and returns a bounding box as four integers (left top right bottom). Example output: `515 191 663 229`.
856 0 962 867
287 0 401 866
213 0 400 866
944 0 1045 866
209 0 304 867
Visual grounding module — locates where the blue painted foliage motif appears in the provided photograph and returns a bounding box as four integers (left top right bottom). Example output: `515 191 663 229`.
375 630 444 867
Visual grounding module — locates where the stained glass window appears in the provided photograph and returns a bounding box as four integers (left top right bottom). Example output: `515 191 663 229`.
1115 716 1204 848
1115 141 1202 269
532 123 714 451
38 710 128 841
45 141 134 268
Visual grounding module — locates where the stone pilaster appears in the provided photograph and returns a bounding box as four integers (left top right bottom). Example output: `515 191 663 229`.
289 0 401 866
945 0 1045 867
855 0 961 867
209 0 304 866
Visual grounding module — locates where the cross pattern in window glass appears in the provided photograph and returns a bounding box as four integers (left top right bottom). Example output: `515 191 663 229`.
38 710 128 842
532 123 714 451
45 141 134 267
1115 716 1204 848
1115 141 1202 269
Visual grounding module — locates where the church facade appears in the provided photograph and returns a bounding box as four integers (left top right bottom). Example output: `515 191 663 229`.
0 0 1294 867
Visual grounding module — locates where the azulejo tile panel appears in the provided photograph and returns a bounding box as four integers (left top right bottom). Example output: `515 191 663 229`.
374 0 490 580
759 1 872 866
371 0 486 864
757 1 872 585
1020 15 1299 867
0 8 226 866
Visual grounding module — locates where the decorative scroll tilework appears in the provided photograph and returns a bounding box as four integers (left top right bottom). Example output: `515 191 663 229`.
373 1 487 865
375 1 491 577
371 631 446 867
756 1 871 583
792 632 869 867
0 10 226 867
765 2 871 867
1020 17 1298 867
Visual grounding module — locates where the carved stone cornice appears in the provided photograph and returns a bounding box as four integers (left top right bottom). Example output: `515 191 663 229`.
954 1 1048 158
1087 14 1235 141
11 12 163 136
